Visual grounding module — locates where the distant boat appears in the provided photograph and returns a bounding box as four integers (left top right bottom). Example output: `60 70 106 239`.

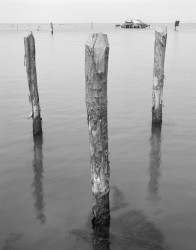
120 19 150 29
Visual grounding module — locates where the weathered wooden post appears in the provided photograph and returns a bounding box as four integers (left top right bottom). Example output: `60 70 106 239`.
32 134 46 224
24 33 42 135
85 33 110 227
50 22 53 34
152 27 167 125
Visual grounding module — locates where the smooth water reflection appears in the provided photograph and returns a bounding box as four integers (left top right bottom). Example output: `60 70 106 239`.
32 134 46 224
0 233 23 250
148 125 162 201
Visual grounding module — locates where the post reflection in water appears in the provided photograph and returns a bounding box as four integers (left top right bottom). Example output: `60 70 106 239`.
69 186 169 249
91 192 111 249
92 221 110 250
148 124 162 201
32 134 46 224
67 210 111 250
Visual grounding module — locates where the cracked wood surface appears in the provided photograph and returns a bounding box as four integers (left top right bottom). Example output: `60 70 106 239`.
85 33 110 225
152 27 167 125
24 33 42 134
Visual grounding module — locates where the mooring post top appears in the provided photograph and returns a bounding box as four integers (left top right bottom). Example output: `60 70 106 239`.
155 27 167 46
86 33 109 49
24 32 35 45
85 33 109 73
155 26 167 36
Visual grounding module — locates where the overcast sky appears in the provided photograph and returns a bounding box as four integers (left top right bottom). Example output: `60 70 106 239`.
0 0 195 23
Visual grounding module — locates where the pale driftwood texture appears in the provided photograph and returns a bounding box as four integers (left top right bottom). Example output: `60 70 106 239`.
24 33 42 135
152 27 167 125
85 33 110 226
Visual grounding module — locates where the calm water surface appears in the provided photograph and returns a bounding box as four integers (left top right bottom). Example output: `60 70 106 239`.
0 23 196 250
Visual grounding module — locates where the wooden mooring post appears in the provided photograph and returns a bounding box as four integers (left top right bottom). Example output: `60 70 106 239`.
152 27 167 125
24 33 42 135
85 33 110 227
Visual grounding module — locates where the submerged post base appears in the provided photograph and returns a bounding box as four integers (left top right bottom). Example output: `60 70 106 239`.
33 117 42 135
92 192 110 249
92 192 110 226
92 222 110 250
152 107 162 125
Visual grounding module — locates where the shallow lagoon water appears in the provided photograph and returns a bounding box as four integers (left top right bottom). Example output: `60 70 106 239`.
0 23 196 249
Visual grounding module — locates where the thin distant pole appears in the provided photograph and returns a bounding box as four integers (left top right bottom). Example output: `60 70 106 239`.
50 22 53 34
24 33 42 135
174 20 180 31
152 27 167 125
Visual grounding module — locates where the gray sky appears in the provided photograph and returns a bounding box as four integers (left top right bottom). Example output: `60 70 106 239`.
0 0 195 23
